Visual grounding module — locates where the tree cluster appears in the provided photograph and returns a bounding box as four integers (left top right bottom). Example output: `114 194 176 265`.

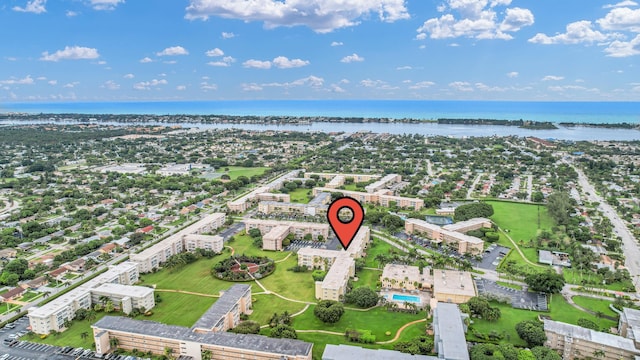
393 335 434 355
313 300 345 323
454 202 494 222
515 320 546 348
344 287 379 308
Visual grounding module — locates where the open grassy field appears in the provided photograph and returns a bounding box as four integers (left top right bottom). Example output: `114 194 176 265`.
293 306 424 341
487 201 554 265
572 296 618 318
258 255 316 302
249 293 308 325
27 312 110 348
140 292 216 326
288 188 313 204
218 166 269 180
563 268 634 291
353 269 382 289
363 237 404 268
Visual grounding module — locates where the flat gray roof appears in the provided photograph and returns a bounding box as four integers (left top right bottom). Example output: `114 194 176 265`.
191 284 250 331
433 303 469 360
545 319 640 353
93 316 312 357
322 344 438 359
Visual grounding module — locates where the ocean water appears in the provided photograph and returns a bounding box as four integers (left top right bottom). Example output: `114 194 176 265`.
2 100 640 124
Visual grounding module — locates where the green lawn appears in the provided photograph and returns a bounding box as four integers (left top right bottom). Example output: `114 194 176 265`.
293 306 424 340
548 295 617 330
138 292 215 326
258 255 316 302
19 290 43 302
572 296 618 318
487 201 554 265
364 238 403 268
288 188 313 204
249 294 307 325
563 268 635 291
27 312 110 348
353 269 382 290
496 281 523 290
218 166 269 180
296 332 394 360
230 234 291 261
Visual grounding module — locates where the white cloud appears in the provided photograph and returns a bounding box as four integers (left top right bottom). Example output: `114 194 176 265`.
89 0 124 10
603 1 638 9
156 46 189 56
396 66 412 70
0 75 35 85
205 48 224 57
133 79 167 90
417 0 533 40
163 60 178 64
140 57 153 63
597 7 640 32
221 32 236 39
262 76 324 88
604 34 640 56
339 79 350 84
66 10 78 17
103 80 120 90
243 59 272 69
97 60 107 65
13 0 46 14
331 41 343 46
185 0 410 33
200 81 218 91
330 84 346 93
207 56 236 67
40 46 99 61
449 81 474 91
6 57 18 61
361 79 385 87
475 82 507 91
63 82 79 88
36 76 47 81
48 80 57 85
340 53 364 63
409 81 435 89
542 75 564 81
528 21 614 44
123 73 135 79
507 71 519 78
242 83 263 91
272 56 309 69
500 7 534 32
176 85 187 91
548 85 599 92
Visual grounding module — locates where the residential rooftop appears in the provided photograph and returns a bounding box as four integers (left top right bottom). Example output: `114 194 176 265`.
322 344 437 359
434 303 470 360
191 284 250 331
545 319 640 353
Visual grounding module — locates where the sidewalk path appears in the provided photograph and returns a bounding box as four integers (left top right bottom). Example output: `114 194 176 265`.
376 318 427 344
154 289 219 298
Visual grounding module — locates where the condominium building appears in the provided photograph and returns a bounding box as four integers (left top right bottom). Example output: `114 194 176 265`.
364 173 401 193
131 213 225 273
90 283 155 315
405 218 485 255
544 319 640 360
92 316 312 360
326 175 345 189
381 264 431 291
432 270 476 304
244 219 330 251
297 248 341 270
28 262 148 334
442 218 492 233
192 284 251 333
433 303 470 360
256 193 290 202
619 307 640 348
304 172 381 183
227 170 301 212
258 192 331 216
322 344 438 359
313 187 424 210
315 255 355 301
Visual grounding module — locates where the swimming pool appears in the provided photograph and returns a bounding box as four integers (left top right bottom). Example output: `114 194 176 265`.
392 294 421 303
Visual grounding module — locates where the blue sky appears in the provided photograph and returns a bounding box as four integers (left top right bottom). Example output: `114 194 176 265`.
1 0 640 102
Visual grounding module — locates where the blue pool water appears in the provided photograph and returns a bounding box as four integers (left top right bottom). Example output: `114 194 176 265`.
392 294 421 303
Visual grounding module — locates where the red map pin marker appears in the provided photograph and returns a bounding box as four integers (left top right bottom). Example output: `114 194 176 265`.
327 197 365 251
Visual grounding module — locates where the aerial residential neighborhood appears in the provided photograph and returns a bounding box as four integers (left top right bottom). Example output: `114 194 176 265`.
0 121 638 360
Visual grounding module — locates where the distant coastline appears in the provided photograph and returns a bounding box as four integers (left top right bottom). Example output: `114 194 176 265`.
1 113 638 130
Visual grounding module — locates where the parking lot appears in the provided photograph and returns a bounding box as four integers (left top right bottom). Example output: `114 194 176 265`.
472 244 511 271
475 278 548 311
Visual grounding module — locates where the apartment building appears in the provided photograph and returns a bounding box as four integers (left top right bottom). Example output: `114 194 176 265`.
315 255 355 301
544 319 640 359
297 248 341 270
256 193 290 202
313 187 424 210
326 175 345 188
92 316 312 360
90 283 155 315
28 262 146 334
405 218 485 255
365 173 401 193
442 218 492 233
432 270 477 304
258 192 331 216
433 303 470 360
131 213 225 273
619 307 640 348
244 219 330 251
192 284 251 333
227 170 301 212
381 264 431 291
304 172 380 183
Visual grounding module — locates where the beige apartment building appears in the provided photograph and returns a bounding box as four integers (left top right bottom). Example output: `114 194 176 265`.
365 173 402 193
244 219 330 251
297 248 341 270
544 319 640 359
28 262 147 334
381 264 431 291
227 170 301 212
315 255 355 301
304 172 381 182
131 213 225 273
92 284 312 360
405 218 485 255
90 283 155 314
191 284 252 333
313 187 424 210
432 270 477 304
442 218 492 233
258 192 331 216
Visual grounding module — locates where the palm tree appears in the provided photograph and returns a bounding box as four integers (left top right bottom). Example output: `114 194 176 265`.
86 310 97 323
109 337 119 349
201 349 212 360
375 254 387 269
80 331 89 342
164 346 174 360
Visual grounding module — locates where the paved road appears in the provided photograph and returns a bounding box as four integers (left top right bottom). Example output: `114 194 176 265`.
467 174 482 199
573 165 640 295
526 174 533 201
